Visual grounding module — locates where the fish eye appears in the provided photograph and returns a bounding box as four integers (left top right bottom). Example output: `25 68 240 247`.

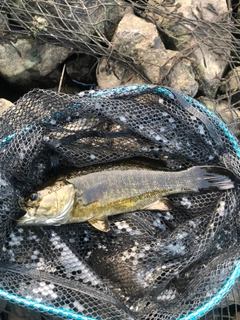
29 193 38 201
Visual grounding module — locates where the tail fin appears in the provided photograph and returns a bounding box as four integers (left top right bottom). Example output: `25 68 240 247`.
191 166 235 191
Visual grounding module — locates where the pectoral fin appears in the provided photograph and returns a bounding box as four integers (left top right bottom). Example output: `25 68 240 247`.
78 182 108 206
88 216 110 232
142 198 173 211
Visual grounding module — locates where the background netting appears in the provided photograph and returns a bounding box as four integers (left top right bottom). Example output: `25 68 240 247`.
0 84 239 319
1 0 240 136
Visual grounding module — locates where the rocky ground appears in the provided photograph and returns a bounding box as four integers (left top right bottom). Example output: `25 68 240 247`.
0 1 240 136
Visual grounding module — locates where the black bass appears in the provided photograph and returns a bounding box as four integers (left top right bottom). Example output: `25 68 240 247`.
17 166 235 232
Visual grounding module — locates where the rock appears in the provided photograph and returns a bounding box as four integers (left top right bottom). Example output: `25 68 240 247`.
147 0 228 31
0 11 8 37
103 1 132 40
61 0 131 42
66 55 97 85
97 12 177 89
164 58 198 97
1 0 131 45
220 66 240 107
147 0 230 97
0 1 132 90
97 12 198 95
97 58 145 89
198 96 240 135
0 98 13 115
3 301 42 320
0 38 72 90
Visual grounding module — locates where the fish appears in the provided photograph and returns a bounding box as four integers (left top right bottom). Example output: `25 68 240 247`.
17 166 235 232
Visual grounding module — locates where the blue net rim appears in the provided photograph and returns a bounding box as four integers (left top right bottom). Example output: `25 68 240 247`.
1 85 239 320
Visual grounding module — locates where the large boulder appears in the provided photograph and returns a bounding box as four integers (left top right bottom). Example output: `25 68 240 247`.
97 12 198 95
1 0 131 44
0 0 132 90
0 39 72 90
147 0 230 97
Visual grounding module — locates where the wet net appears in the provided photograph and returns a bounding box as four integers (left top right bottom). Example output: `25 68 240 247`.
1 0 240 137
0 84 239 319
1 1 240 319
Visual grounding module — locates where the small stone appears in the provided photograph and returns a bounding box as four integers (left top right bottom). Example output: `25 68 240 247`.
0 98 13 115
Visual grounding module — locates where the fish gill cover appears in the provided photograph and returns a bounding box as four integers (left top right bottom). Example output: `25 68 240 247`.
0 85 238 320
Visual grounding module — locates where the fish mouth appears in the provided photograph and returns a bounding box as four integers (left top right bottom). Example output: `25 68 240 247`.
17 201 39 226
17 212 47 226
17 185 76 226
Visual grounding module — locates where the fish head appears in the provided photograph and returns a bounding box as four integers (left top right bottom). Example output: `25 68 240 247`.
17 184 76 226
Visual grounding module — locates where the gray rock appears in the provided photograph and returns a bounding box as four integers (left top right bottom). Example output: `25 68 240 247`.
97 57 145 89
3 301 42 320
113 12 177 84
97 12 198 95
66 55 97 85
220 66 240 107
0 11 8 36
2 0 131 45
164 58 199 97
147 0 230 98
59 0 131 42
0 38 72 89
97 12 177 89
0 0 132 90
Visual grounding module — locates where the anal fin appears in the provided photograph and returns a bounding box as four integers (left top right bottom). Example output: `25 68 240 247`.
142 198 173 211
88 216 110 232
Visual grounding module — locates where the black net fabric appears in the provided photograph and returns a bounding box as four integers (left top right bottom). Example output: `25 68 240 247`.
0 84 240 320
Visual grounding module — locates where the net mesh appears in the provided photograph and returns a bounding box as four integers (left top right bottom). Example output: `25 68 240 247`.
0 84 239 319
1 1 240 319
